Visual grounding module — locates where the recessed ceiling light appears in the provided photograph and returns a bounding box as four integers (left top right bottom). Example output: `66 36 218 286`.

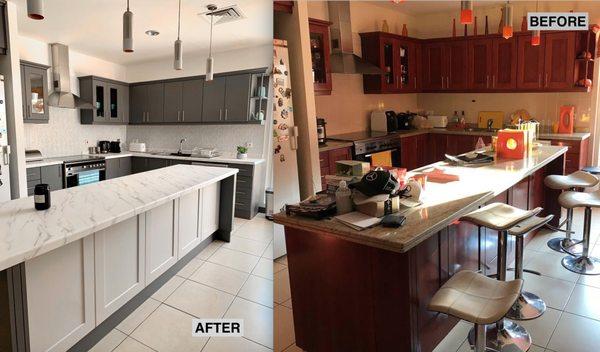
145 30 159 36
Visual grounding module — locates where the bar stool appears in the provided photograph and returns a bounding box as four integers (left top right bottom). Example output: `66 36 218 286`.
505 214 554 320
544 171 599 254
429 271 523 352
558 190 600 275
460 203 538 351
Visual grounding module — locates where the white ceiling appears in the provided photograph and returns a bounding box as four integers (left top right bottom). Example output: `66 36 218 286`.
15 0 273 65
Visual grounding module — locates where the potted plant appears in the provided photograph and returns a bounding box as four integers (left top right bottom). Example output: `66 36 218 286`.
237 146 248 159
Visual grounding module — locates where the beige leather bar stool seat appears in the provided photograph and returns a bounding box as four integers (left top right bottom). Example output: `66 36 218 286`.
505 214 554 320
544 171 599 254
460 203 538 351
429 271 523 352
558 190 600 275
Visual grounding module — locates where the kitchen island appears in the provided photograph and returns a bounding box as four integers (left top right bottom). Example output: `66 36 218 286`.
274 145 567 352
0 164 237 352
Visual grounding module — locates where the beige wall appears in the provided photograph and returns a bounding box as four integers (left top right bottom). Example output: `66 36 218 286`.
308 1 419 136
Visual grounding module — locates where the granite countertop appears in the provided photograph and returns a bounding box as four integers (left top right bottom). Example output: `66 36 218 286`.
25 151 266 169
274 145 568 253
0 165 238 272
319 140 354 152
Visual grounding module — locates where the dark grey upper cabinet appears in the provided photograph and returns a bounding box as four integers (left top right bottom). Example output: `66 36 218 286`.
129 83 164 123
224 74 252 122
163 82 181 123
181 79 204 122
21 61 50 123
79 76 128 124
147 83 164 123
129 85 146 123
202 77 227 123
0 1 7 55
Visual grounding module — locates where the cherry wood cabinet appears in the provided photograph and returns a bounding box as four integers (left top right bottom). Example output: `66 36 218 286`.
543 137 589 175
309 18 333 95
361 31 591 93
360 32 419 93
400 134 428 170
319 146 352 189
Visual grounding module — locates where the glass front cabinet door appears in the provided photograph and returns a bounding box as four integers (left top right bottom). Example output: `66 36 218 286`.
21 61 50 123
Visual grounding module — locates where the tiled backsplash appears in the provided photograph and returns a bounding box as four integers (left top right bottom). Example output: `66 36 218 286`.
24 107 127 157
126 124 266 158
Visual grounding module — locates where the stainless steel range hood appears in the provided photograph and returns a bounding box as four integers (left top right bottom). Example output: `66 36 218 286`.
47 43 93 109
327 1 384 75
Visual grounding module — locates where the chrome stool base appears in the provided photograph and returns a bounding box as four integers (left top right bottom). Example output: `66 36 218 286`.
547 237 583 255
506 291 546 320
468 320 532 352
562 256 600 275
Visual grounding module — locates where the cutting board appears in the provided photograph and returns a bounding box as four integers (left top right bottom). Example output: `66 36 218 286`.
478 111 504 129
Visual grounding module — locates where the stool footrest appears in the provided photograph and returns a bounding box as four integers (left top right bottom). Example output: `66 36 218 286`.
545 223 575 235
560 239 584 257
506 268 542 276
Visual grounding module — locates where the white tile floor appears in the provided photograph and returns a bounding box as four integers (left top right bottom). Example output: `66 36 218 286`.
90 215 274 352
274 208 600 352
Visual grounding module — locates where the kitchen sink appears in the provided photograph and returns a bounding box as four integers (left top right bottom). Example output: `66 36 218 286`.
464 127 498 133
170 152 192 157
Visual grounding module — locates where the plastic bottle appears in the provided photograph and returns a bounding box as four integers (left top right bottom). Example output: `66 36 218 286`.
336 181 353 215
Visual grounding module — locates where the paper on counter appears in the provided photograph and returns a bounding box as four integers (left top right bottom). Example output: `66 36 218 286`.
334 211 380 231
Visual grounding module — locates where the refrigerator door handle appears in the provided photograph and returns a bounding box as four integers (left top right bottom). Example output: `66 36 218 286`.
2 145 9 165
290 126 298 151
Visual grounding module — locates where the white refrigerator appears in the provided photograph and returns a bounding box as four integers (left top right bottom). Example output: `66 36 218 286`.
273 39 300 258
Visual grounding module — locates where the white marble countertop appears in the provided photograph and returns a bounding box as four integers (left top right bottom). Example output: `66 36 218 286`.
275 145 568 253
0 165 238 272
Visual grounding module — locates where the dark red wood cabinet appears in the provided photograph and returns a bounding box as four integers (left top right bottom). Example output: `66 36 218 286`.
360 30 592 93
360 32 419 93
319 146 352 189
545 137 589 175
309 18 333 95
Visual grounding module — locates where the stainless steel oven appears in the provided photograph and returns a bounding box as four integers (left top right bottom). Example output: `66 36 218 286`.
328 131 402 168
63 157 106 188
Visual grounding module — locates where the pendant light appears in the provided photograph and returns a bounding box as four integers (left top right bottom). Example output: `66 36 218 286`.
27 0 44 20
174 0 183 70
460 1 473 25
206 4 217 82
531 1 541 46
502 1 513 39
123 0 134 53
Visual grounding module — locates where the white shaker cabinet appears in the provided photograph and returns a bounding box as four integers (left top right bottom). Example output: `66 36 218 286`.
178 190 202 259
25 237 95 352
94 216 146 323
145 201 178 283
201 182 221 239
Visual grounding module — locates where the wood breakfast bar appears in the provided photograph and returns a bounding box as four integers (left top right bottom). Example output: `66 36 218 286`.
273 145 568 352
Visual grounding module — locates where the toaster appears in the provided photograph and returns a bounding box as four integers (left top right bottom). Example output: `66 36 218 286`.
370 110 398 133
428 115 448 128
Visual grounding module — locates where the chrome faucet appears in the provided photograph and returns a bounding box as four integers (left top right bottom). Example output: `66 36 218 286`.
178 138 187 154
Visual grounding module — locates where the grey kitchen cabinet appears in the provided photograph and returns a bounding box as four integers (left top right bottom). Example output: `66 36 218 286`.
201 77 227 123
27 164 64 195
105 157 131 179
223 74 252 122
0 1 8 55
131 156 147 173
21 61 50 123
129 83 164 124
164 79 204 123
79 76 129 124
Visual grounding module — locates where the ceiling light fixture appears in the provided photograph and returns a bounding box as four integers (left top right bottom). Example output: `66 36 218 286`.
174 0 183 70
460 1 473 25
27 0 44 20
206 4 217 82
502 1 513 39
145 30 160 36
531 1 541 46
123 0 134 52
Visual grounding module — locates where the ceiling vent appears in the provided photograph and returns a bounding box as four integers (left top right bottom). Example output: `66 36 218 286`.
199 5 245 25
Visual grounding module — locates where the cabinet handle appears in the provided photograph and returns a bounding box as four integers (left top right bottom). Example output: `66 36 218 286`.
414 77 417 89
538 74 542 88
493 75 496 88
225 109 228 121
219 109 222 121
486 75 489 88
545 73 548 87
182 111 185 122
441 75 444 89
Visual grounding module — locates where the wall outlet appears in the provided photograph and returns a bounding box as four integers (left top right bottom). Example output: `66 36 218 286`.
245 142 253 148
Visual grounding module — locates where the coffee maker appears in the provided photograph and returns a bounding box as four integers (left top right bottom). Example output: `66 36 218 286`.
316 118 327 145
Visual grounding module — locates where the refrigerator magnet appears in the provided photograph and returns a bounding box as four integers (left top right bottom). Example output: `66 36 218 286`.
280 154 286 162
278 135 289 142
274 145 282 154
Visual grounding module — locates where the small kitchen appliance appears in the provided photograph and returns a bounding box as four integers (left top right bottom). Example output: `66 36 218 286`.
558 106 575 134
316 118 327 145
97 140 110 154
370 110 398 133
109 140 122 153
396 112 416 130
428 115 448 128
